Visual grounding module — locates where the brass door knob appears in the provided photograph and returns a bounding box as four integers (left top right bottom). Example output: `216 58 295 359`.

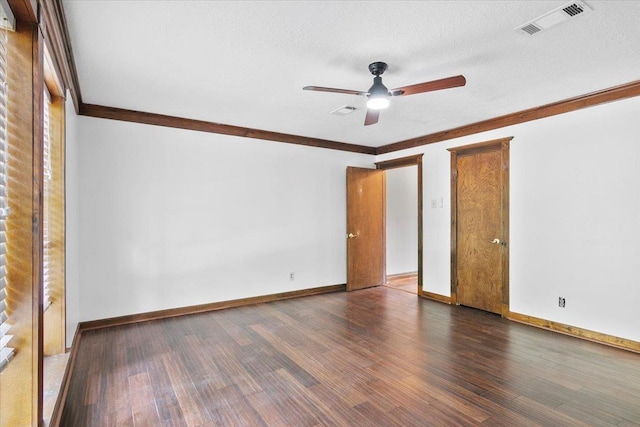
490 238 501 245
347 233 356 239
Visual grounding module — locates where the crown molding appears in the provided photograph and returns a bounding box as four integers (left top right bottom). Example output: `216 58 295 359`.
376 79 640 154
79 103 376 154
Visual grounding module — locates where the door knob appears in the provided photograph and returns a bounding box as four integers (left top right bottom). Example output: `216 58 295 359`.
347 233 356 239
490 238 501 245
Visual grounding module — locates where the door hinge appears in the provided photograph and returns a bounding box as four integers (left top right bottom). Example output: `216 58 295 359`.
452 169 458 178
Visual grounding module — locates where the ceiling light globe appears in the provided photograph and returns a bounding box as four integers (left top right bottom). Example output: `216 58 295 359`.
367 97 390 110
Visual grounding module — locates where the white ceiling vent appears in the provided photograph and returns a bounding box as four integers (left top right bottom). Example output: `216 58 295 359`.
515 1 592 36
331 106 357 116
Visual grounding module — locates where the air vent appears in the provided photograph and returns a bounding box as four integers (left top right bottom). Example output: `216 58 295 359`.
331 106 357 116
515 1 592 36
521 23 542 35
563 3 586 17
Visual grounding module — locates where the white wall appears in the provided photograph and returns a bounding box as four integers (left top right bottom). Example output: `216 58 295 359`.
386 166 418 275
66 95 640 345
65 115 372 339
376 96 640 342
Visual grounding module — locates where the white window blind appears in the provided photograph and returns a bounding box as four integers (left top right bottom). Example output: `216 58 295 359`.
43 90 51 311
0 26 13 373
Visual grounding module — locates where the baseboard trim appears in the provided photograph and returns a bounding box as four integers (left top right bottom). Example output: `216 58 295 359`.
419 290 452 304
78 284 346 332
507 311 640 354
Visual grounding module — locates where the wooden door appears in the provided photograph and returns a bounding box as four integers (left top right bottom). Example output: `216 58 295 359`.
346 167 385 291
450 138 510 315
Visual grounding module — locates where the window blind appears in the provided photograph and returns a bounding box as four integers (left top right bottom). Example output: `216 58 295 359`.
43 90 51 311
0 27 13 373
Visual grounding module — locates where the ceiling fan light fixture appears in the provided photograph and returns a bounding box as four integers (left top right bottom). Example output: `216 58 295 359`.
367 75 390 110
367 96 390 110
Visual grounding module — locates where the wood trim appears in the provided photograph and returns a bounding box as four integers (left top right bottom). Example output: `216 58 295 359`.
43 95 66 356
7 0 37 24
446 137 513 155
449 138 512 315
450 292 457 305
33 17 45 427
79 104 376 154
507 311 640 354
416 157 423 294
40 0 83 111
43 45 64 98
449 151 458 300
376 154 424 294
78 284 346 332
376 79 640 154
375 154 423 170
382 173 387 288
419 291 452 304
500 140 510 317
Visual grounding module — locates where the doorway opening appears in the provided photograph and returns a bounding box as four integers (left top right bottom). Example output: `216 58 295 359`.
375 155 423 295
384 166 418 294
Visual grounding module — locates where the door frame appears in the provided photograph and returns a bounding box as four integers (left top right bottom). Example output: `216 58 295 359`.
375 154 424 294
448 137 511 316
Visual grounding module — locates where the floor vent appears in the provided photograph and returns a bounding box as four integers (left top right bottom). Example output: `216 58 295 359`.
515 1 592 36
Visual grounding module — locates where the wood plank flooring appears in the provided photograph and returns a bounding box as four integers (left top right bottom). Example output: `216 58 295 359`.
384 272 417 294
60 287 640 426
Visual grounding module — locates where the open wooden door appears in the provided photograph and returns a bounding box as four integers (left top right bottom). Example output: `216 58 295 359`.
449 138 510 315
346 167 385 291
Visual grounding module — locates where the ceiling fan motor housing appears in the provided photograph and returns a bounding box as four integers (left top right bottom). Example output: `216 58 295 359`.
368 61 388 76
368 76 389 96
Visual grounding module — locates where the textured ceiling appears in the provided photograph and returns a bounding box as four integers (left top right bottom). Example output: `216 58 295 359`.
62 1 640 147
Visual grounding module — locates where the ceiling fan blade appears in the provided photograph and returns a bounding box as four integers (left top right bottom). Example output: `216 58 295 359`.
391 75 466 96
303 86 367 96
364 109 379 126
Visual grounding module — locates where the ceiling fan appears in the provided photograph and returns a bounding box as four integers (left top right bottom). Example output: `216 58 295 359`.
303 61 466 126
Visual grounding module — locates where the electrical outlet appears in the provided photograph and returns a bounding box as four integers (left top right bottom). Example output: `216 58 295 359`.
289 272 295 281
558 297 566 308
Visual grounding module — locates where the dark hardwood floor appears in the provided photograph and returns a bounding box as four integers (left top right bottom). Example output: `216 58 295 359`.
384 272 418 294
61 287 640 426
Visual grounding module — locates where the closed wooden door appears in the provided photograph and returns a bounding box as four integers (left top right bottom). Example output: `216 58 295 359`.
450 139 510 315
346 167 385 291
